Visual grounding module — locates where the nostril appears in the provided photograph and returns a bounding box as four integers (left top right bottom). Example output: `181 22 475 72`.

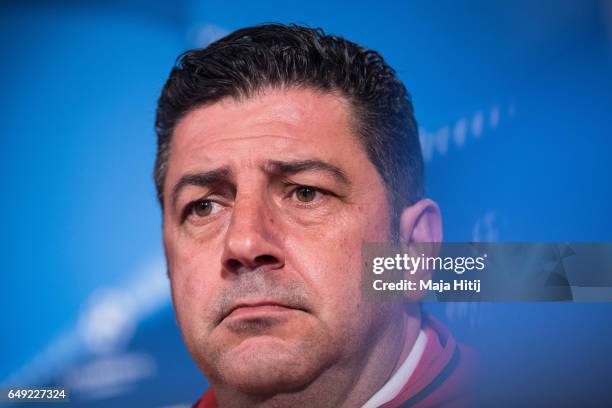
224 255 281 272
226 258 242 271
255 254 279 266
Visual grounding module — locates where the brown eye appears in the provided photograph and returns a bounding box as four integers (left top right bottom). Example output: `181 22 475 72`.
294 186 317 202
192 199 213 217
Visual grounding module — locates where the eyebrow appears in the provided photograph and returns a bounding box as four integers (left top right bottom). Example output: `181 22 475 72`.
170 159 350 209
264 159 351 186
171 167 233 209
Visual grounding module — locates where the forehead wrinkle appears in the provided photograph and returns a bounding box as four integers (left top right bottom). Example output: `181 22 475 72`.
173 115 310 160
173 88 351 149
179 137 305 181
175 102 304 143
190 133 304 151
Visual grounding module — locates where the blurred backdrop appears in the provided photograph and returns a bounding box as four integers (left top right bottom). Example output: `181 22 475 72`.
1 0 612 406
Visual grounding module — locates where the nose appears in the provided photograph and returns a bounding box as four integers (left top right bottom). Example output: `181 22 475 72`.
221 193 285 273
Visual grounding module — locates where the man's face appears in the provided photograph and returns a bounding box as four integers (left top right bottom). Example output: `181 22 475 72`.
163 87 397 393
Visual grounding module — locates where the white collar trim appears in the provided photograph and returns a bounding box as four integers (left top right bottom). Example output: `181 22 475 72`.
361 329 428 408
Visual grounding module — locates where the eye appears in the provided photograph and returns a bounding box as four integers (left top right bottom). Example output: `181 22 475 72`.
293 186 320 203
192 199 213 217
183 198 223 222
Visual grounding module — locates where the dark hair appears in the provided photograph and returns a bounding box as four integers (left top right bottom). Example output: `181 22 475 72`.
154 23 423 236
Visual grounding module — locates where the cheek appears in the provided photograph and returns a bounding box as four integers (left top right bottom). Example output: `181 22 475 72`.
170 259 204 334
166 233 222 333
288 205 390 321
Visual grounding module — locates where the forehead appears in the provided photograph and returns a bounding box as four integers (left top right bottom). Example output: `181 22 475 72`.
168 87 365 169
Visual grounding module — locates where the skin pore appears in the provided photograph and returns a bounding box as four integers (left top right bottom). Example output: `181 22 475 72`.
162 87 441 407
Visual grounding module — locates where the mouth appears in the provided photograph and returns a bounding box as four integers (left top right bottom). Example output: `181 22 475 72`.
221 300 307 324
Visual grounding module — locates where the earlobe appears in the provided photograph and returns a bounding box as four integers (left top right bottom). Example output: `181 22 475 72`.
399 199 443 244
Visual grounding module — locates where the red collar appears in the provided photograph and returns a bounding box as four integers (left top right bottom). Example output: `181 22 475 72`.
379 313 472 408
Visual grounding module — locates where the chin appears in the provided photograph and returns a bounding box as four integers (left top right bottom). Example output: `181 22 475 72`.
214 340 321 394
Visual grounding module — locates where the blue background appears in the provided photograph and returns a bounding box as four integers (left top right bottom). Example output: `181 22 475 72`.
2 0 612 406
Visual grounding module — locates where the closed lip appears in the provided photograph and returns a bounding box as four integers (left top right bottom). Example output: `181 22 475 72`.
222 300 307 322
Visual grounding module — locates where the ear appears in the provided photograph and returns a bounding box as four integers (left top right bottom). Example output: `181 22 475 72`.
399 199 443 244
399 199 443 301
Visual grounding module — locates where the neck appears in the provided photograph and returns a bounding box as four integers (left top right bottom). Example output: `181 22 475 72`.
214 305 422 408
